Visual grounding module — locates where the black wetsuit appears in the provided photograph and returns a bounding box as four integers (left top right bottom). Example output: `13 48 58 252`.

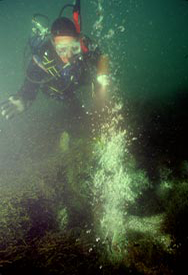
18 36 101 104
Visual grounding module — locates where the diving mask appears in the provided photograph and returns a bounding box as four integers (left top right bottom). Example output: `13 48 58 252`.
55 40 81 57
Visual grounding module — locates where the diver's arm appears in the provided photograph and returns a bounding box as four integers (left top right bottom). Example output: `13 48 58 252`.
0 60 44 119
94 54 110 106
82 37 110 105
96 54 110 89
18 59 46 101
97 54 109 77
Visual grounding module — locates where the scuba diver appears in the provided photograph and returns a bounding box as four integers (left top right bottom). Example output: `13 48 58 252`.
0 1 110 120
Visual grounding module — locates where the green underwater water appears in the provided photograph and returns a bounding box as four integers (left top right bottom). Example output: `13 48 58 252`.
0 0 188 274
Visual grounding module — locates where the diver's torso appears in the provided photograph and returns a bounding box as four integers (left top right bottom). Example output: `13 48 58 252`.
34 39 96 100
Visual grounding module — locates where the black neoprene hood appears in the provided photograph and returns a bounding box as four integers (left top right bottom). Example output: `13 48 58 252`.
51 17 78 38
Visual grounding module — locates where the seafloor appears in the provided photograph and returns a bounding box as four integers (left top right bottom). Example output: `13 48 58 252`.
1 93 188 275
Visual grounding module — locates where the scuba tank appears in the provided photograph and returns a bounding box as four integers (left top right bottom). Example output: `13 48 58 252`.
59 0 82 34
29 13 50 55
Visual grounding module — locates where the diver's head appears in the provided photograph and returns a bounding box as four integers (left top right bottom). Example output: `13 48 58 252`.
51 17 81 63
51 17 79 38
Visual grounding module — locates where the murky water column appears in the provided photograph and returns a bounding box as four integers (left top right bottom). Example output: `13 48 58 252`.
92 0 104 38
90 0 149 264
91 103 128 262
91 101 149 264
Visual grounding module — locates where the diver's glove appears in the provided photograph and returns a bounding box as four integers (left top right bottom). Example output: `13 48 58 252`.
0 95 29 119
97 74 110 87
